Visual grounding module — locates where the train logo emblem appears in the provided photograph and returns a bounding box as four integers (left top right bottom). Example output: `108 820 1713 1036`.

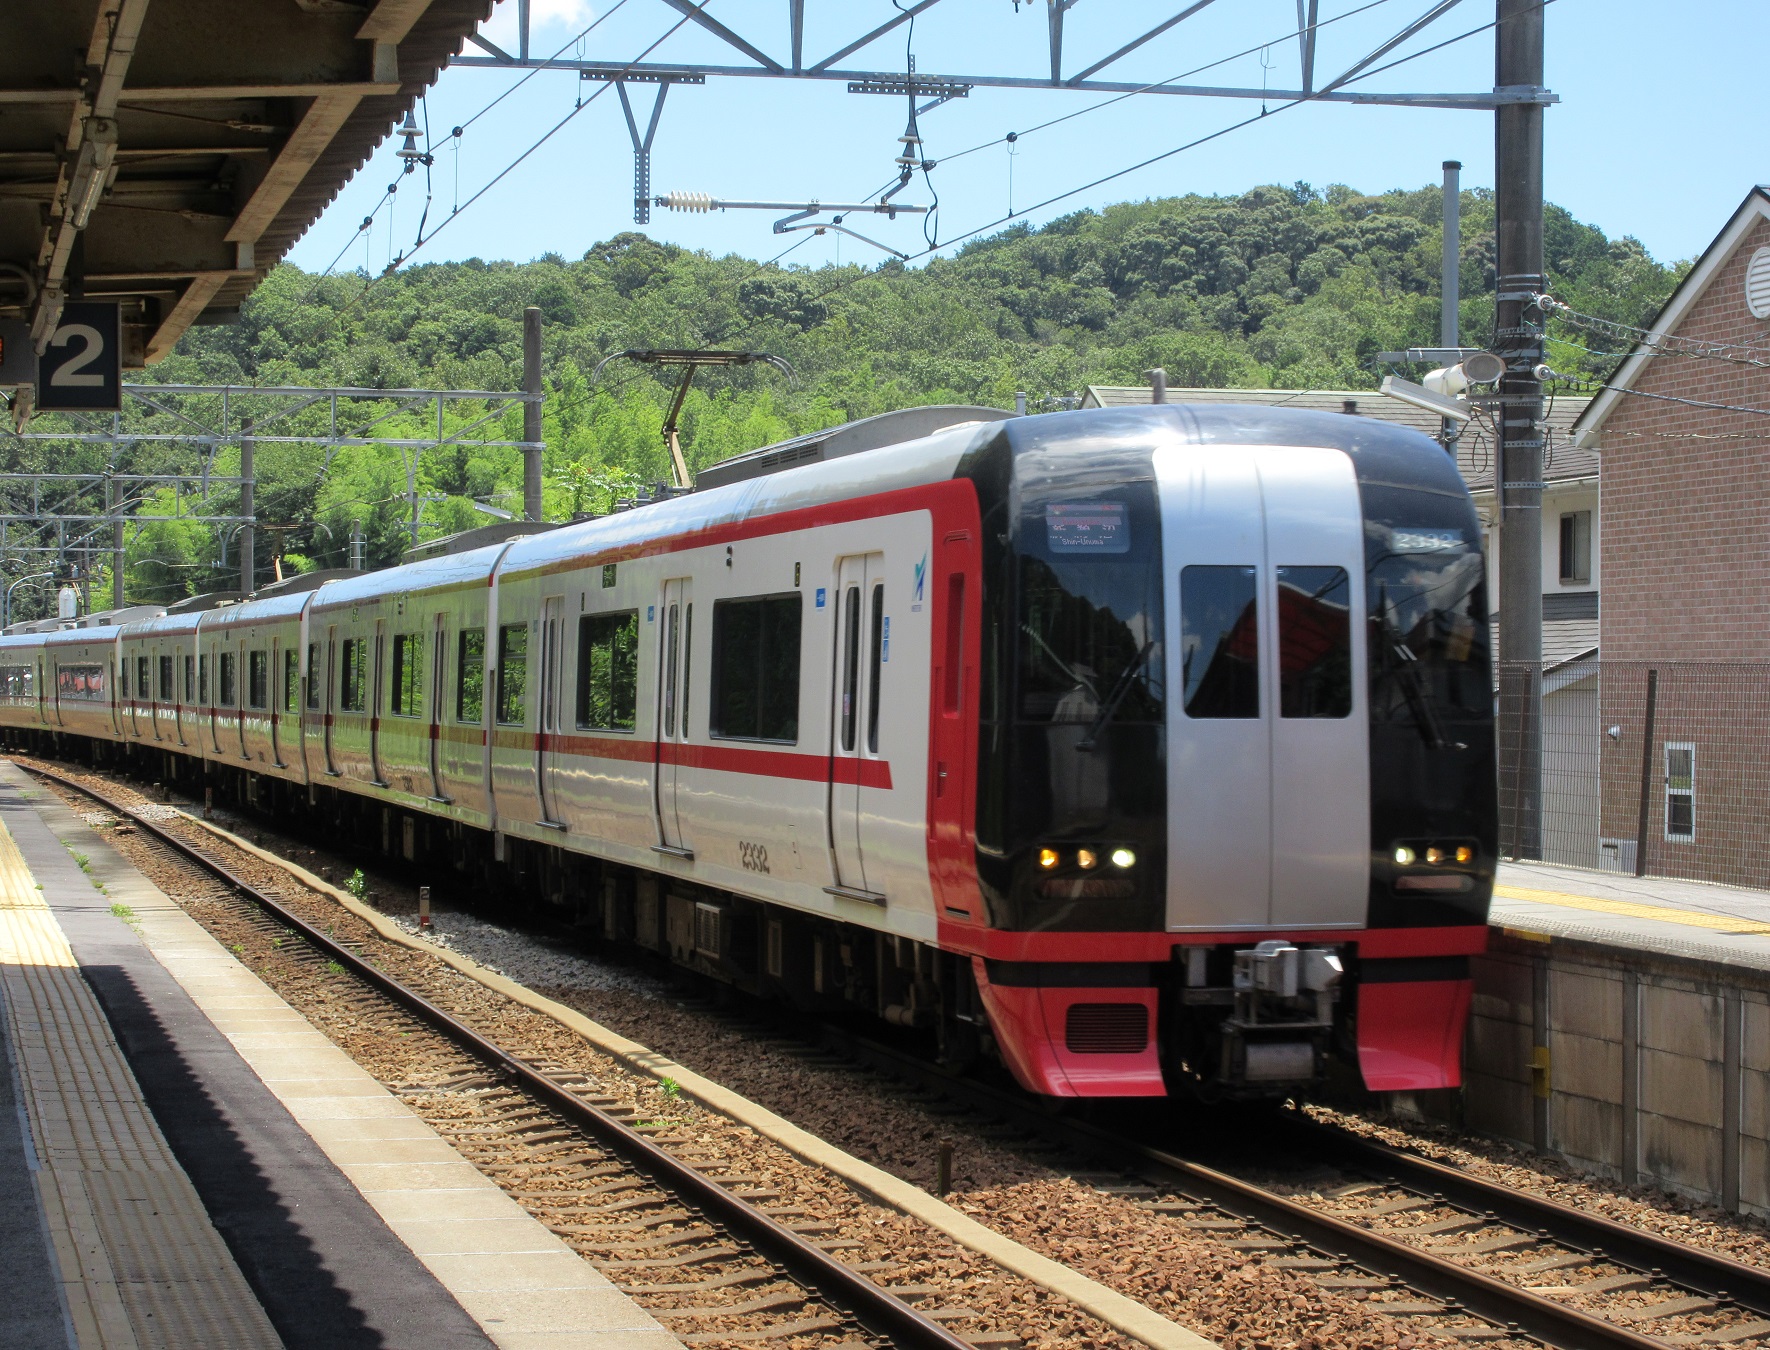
912 553 926 612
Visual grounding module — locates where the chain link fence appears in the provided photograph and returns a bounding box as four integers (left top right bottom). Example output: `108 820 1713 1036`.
1497 661 1770 890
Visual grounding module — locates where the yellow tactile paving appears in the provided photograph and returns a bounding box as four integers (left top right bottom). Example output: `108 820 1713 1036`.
0 816 280 1350
1493 883 1770 935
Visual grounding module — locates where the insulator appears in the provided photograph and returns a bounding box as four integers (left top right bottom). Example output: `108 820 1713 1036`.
898 132 922 146
395 111 422 162
660 191 713 213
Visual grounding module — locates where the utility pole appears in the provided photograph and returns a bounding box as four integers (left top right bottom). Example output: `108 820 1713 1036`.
1494 0 1546 859
239 426 255 594
522 306 543 521
1440 159 1463 454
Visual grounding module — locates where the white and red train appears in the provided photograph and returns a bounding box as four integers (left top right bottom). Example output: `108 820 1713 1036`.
0 403 1496 1101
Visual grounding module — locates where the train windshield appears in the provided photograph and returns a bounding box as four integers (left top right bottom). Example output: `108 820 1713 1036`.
1018 502 1162 727
1363 483 1489 732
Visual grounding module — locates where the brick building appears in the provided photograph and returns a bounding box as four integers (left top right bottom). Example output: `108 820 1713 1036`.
1569 186 1770 882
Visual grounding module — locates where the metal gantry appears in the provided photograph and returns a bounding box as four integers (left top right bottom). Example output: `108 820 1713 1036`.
461 1 1555 225
0 382 543 617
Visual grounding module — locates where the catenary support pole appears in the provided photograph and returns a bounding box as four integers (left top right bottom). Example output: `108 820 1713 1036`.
1494 0 1546 859
239 428 255 595
523 306 543 522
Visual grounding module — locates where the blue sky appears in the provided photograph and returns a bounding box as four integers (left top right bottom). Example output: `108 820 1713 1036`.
289 0 1769 278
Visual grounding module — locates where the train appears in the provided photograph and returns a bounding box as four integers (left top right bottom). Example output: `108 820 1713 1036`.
0 402 1496 1101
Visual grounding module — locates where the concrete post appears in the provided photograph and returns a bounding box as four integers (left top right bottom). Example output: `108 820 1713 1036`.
239 428 255 595
523 306 543 522
1494 0 1546 859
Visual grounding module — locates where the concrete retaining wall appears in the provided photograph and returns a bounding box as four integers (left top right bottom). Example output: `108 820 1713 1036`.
1455 930 1768 1215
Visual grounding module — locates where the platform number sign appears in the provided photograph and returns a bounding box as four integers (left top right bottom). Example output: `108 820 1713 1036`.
36 302 120 411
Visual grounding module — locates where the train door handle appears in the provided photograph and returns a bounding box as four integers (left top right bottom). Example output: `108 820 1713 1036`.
936 761 948 797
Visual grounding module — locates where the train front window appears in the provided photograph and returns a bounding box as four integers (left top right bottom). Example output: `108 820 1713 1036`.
1364 486 1489 730
1017 502 1161 727
1180 565 1258 719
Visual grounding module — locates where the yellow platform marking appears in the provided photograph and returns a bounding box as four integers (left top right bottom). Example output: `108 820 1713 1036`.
1494 883 1770 936
0 813 279 1350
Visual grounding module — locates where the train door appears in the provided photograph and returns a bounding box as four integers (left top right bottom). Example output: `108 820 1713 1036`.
653 578 692 857
323 626 339 775
827 552 886 901
1258 446 1369 929
235 641 249 760
35 656 46 727
268 639 283 768
427 613 447 800
370 620 387 785
1159 448 1272 930
537 595 566 825
176 647 190 747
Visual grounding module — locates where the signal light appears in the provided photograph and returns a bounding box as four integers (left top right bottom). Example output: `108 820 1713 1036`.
1038 847 1060 870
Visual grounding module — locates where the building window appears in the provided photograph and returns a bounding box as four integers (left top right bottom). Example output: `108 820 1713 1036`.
457 628 485 722
1559 510 1591 584
1665 743 1695 841
247 650 269 709
710 594 801 743
391 633 425 717
340 639 367 712
495 623 527 725
576 611 638 730
1277 566 1352 718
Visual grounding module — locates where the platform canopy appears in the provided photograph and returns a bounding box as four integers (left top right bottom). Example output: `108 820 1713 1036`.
1 1 489 367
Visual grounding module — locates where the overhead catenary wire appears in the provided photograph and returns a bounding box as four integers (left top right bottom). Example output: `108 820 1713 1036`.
545 0 1551 435
1540 296 1770 368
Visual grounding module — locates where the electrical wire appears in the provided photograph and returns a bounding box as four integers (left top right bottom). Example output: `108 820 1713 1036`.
1542 297 1770 368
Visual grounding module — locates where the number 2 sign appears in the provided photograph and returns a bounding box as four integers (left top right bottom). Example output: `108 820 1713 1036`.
36 302 120 411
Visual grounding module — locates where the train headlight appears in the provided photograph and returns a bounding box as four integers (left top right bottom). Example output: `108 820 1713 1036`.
1038 847 1060 870
1394 846 1416 866
1077 848 1098 870
1426 847 1444 865
1455 845 1473 864
1110 848 1136 869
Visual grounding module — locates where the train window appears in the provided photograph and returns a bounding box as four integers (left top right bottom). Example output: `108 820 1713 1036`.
340 639 367 712
682 604 691 730
1276 566 1352 719
457 628 485 721
58 664 106 701
305 644 320 710
248 651 269 709
185 655 195 703
840 586 860 752
391 633 425 717
496 624 527 725
663 605 680 737
1180 565 1259 719
158 656 173 701
283 650 298 713
219 652 237 706
576 611 637 731
868 583 884 752
198 654 209 704
137 657 151 699
0 665 30 698
710 594 801 743
120 661 129 697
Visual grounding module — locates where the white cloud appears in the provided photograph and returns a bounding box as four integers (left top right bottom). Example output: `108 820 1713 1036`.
479 0 596 50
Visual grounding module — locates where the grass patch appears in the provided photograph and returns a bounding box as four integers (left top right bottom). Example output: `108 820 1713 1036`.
325 960 345 976
344 869 367 901
109 901 136 924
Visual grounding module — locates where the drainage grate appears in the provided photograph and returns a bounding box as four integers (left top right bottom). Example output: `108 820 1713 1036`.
1064 1003 1148 1054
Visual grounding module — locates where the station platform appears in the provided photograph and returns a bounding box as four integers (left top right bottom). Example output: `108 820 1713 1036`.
1492 859 1770 971
0 763 678 1350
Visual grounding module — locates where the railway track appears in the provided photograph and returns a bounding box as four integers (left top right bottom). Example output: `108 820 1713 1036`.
30 756 1770 1350
808 1027 1770 1350
22 762 1062 1350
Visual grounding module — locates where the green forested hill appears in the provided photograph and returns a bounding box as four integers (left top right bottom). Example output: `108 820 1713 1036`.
25 181 1688 603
